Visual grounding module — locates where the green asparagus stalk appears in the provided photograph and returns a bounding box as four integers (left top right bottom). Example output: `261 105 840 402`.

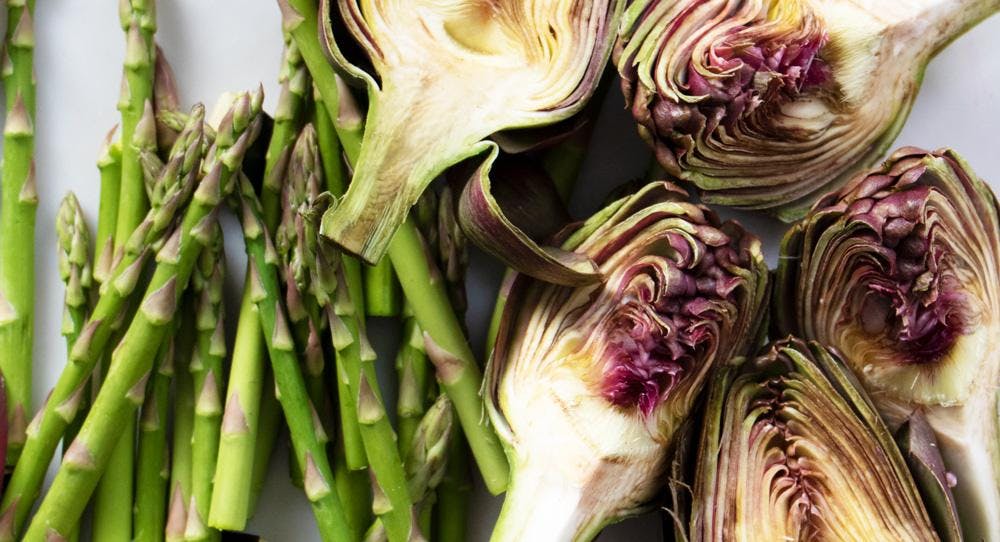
316 80 368 515
234 177 351 541
95 128 122 286
277 126 328 429
56 192 93 415
211 61 302 521
390 215 507 493
167 308 197 542
246 369 281 515
94 100 160 542
365 395 454 542
57 194 94 475
263 35 310 233
22 90 263 542
313 81 365 472
395 315 429 454
286 4 367 470
364 261 401 317
133 324 174 542
394 194 439 455
0 0 37 464
152 45 181 158
333 434 373 540
0 108 207 541
433 430 471 542
209 278 265 531
312 86 344 197
114 0 157 246
187 222 226 542
300 190 414 541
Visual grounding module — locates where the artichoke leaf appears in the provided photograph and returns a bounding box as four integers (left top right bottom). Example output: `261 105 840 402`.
458 150 601 286
318 0 624 263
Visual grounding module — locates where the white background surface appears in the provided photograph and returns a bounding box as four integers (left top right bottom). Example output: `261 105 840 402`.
22 2 1000 540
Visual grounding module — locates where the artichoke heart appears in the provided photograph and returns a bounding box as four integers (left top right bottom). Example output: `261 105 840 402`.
487 182 768 542
683 339 944 542
776 147 1000 540
319 0 624 263
615 0 999 220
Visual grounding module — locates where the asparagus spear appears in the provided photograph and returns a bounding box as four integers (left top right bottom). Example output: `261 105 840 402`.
55 194 92 542
262 34 309 234
167 307 197 542
133 323 174 542
234 177 351 541
300 192 415 542
365 396 454 542
56 193 94 450
209 277 265 531
114 0 157 245
0 107 207 541
395 316 429 454
22 90 263 542
187 221 226 542
246 369 281 515
95 128 123 286
313 87 375 536
278 126 331 432
0 0 37 465
210 36 312 522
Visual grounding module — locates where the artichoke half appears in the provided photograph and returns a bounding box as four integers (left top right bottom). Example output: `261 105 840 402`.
487 182 769 541
681 338 949 542
776 148 1000 540
317 0 623 263
615 0 999 220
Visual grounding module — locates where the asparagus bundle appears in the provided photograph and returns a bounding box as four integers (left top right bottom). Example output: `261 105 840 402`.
23 89 263 542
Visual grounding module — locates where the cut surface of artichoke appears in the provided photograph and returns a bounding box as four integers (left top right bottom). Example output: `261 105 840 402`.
776 148 1000 540
320 0 623 262
487 182 769 542
615 0 999 220
684 339 942 542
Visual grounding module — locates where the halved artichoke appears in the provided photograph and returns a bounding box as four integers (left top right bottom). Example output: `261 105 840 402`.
776 148 1000 540
487 181 768 541
315 0 623 263
615 0 998 220
682 338 949 541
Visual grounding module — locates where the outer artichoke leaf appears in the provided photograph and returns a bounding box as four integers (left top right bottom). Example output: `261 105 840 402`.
897 411 963 542
614 0 999 220
686 338 940 542
317 0 625 263
486 181 768 541
458 149 601 285
777 147 1000 540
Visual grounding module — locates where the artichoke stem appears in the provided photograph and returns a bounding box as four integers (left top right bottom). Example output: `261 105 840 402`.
835 0 1000 57
321 80 488 264
930 390 1000 541
490 463 603 542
